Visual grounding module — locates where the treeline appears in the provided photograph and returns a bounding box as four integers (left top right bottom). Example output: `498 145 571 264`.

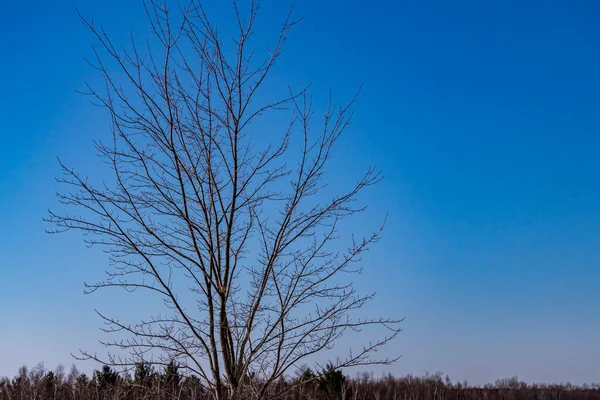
2 362 600 400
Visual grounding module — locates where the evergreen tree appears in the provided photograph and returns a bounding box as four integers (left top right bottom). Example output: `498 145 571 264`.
93 365 118 391
317 364 347 400
164 360 180 399
134 362 155 387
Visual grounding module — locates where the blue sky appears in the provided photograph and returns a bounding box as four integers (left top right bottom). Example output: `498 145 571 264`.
2 0 600 385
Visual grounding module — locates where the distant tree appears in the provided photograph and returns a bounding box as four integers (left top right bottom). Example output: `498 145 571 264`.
0 378 8 400
134 362 156 387
164 359 181 398
47 1 402 399
495 376 527 390
29 362 46 386
317 364 347 400
299 366 316 384
12 365 29 387
74 372 90 399
93 365 118 391
42 370 56 398
75 373 89 387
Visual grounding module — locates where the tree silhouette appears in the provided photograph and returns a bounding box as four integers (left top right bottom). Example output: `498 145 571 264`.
134 362 156 387
317 364 347 400
164 359 181 399
93 365 118 391
46 1 402 399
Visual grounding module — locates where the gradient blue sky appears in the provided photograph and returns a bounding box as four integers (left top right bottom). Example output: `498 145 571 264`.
2 0 600 385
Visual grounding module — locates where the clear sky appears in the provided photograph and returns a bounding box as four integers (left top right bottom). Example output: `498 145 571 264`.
2 0 600 386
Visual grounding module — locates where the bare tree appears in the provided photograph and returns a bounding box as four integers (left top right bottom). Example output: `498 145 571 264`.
47 1 402 399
